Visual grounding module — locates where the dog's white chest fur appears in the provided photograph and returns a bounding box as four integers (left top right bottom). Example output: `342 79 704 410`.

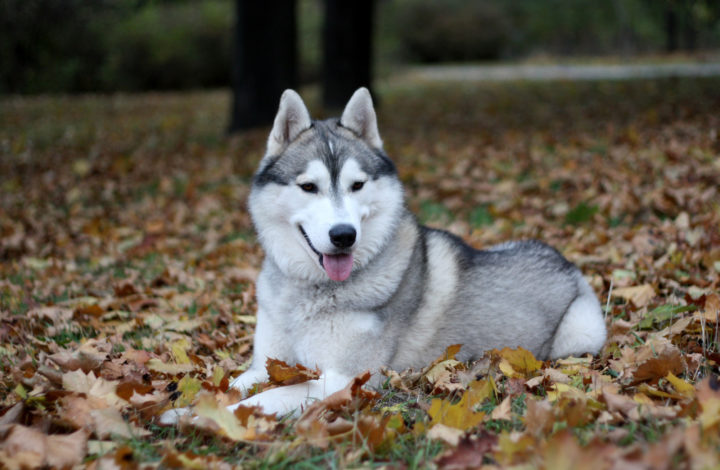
256 272 386 373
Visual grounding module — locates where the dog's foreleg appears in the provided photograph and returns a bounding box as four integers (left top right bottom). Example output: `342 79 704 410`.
227 307 290 396
227 370 353 417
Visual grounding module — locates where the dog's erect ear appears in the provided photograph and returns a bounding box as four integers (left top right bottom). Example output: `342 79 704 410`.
266 90 312 156
340 87 383 149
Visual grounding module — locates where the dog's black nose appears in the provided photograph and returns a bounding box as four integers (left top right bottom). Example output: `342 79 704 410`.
329 224 356 248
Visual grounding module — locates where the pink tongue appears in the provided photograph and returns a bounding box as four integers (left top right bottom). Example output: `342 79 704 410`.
322 253 353 281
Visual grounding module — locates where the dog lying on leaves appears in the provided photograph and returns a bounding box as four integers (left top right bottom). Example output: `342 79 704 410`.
161 87 606 421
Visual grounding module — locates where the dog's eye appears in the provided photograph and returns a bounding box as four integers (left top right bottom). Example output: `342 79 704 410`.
299 182 318 193
351 181 365 192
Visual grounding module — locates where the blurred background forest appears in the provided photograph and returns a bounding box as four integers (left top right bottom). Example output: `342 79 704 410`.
2 0 720 95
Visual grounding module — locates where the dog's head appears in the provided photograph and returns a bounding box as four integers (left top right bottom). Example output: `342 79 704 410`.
249 88 405 283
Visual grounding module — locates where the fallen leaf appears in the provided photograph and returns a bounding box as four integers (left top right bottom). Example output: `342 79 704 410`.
612 284 655 307
633 350 685 384
62 369 122 407
495 347 542 378
435 432 497 469
91 407 151 439
266 358 321 386
0 425 88 469
489 396 512 420
424 380 490 431
666 372 695 398
146 358 194 375
191 393 253 441
427 423 463 446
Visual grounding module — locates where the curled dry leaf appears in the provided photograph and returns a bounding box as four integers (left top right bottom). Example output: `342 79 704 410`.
266 358 321 386
295 371 382 448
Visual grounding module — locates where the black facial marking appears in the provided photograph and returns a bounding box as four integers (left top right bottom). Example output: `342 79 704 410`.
371 150 397 178
253 155 287 187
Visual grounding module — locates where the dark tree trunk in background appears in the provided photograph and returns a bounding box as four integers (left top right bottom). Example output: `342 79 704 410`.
322 0 376 111
229 0 297 132
665 5 678 52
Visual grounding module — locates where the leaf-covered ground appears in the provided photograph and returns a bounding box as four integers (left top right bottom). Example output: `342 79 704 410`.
1 76 719 469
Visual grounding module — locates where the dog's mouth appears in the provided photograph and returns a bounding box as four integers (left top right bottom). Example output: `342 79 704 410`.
298 225 354 282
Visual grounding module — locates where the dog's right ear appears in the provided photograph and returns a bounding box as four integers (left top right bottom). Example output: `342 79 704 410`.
266 90 312 156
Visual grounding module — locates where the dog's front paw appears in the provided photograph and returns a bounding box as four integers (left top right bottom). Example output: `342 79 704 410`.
157 406 192 426
228 367 269 397
227 385 313 417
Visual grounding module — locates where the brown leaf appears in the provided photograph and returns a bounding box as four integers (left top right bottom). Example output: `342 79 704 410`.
114 281 138 297
116 381 154 402
296 371 380 447
632 350 685 385
524 398 554 436
540 431 613 470
601 388 637 417
0 425 88 469
265 358 321 386
58 395 94 429
74 303 105 317
435 432 497 469
45 429 89 469
0 424 46 469
91 407 151 439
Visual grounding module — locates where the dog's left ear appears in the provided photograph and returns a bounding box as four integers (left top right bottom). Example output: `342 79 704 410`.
340 87 383 149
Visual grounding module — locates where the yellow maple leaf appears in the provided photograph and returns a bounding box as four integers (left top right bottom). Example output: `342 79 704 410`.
424 379 492 431
496 347 543 378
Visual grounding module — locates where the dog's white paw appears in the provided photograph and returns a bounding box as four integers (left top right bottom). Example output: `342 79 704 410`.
232 387 308 417
157 406 192 426
228 367 268 396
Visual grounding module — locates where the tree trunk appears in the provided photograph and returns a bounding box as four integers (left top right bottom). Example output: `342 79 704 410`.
665 3 678 52
229 0 297 133
322 0 376 111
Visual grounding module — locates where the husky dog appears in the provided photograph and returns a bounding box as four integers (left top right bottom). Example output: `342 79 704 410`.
164 88 606 420
217 88 607 416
